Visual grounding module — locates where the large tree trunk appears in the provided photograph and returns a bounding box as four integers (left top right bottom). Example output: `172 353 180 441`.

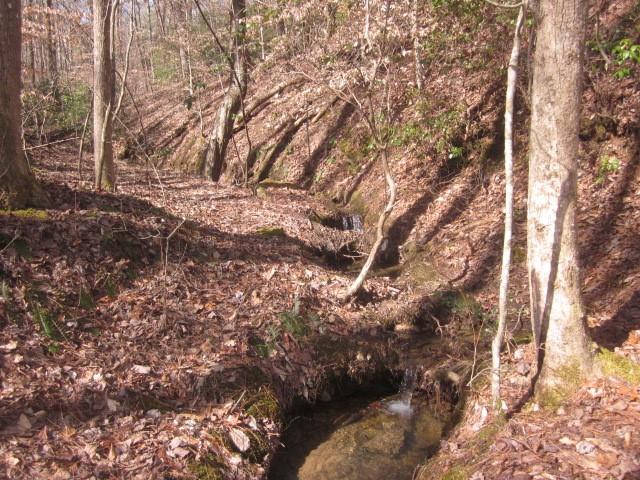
93 0 117 190
0 0 48 208
202 0 248 181
528 0 593 398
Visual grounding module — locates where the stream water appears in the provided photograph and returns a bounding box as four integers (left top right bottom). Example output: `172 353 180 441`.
268 336 450 480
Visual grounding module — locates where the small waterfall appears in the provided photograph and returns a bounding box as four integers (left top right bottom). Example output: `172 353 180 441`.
341 214 363 232
386 367 418 417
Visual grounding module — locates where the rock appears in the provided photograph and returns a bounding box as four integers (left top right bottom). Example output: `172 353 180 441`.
576 440 596 455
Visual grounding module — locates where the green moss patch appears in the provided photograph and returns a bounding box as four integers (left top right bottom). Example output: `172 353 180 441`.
189 454 227 480
0 208 49 220
536 361 584 408
255 226 286 237
440 466 469 480
597 348 640 385
245 387 281 423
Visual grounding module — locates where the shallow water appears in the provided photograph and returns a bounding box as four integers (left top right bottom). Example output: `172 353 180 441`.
268 394 443 480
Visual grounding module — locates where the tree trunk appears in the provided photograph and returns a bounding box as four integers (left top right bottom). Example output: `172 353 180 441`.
45 0 57 90
93 0 117 190
0 0 48 208
528 0 593 398
491 5 524 409
202 0 248 181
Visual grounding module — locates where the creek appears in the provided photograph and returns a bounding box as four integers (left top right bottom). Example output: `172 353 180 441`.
268 335 457 480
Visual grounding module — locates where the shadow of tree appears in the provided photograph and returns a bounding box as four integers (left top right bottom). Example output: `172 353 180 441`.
300 101 356 188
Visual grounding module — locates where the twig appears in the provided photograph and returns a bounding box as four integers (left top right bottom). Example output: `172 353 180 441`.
24 137 80 151
228 389 246 414
0 232 20 254
484 0 523 7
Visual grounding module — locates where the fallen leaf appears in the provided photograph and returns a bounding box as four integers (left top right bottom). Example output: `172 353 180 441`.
1 341 18 351
132 365 151 374
17 414 31 433
229 427 250 452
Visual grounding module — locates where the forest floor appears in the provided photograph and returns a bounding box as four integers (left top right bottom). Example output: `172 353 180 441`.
1 146 639 480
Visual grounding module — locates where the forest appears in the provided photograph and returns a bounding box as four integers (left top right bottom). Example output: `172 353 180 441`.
0 0 639 478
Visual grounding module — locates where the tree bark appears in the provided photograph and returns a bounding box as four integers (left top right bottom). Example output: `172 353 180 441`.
202 0 248 181
491 4 524 409
93 0 117 190
45 0 58 90
528 0 593 398
0 0 48 208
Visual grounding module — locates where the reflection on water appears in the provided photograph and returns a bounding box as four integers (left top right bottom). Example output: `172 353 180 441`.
268 394 443 480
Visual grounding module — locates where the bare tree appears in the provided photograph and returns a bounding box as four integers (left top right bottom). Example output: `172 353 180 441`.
93 0 118 190
196 0 249 182
0 0 48 208
491 4 525 409
527 0 594 398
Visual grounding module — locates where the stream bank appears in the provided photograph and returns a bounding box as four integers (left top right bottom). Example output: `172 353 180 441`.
266 333 464 480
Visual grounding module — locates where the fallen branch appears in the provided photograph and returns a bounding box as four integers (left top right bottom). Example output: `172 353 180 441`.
24 137 80 151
